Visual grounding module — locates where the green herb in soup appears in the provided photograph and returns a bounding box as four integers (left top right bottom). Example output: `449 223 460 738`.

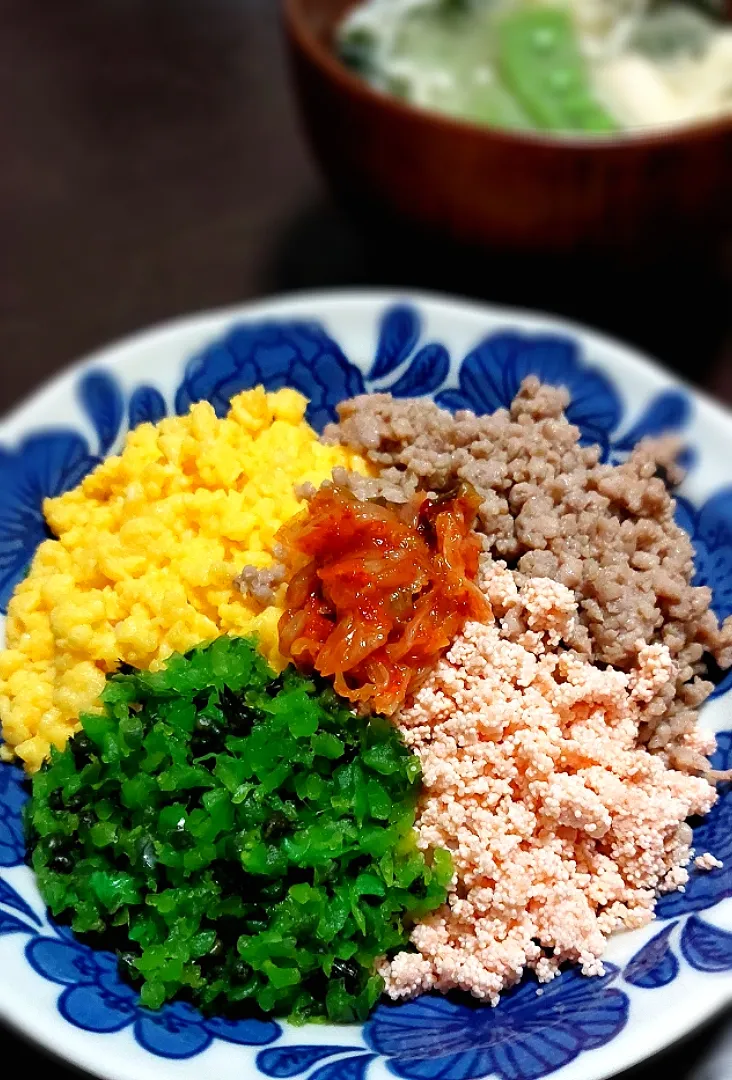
497 8 617 131
26 636 451 1022
338 0 732 133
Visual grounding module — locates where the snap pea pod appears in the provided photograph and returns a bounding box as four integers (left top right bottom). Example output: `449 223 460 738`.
459 78 534 130
496 7 619 133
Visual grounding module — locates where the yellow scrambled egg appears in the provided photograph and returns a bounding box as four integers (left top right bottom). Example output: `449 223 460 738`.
0 387 367 772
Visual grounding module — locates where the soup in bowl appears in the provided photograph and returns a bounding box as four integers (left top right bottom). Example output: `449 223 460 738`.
337 0 732 136
283 0 732 256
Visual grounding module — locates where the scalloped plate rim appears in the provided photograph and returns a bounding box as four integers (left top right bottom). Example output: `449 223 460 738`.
2 286 732 443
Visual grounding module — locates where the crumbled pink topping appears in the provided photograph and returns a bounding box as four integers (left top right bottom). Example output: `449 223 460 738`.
694 852 723 871
382 564 717 1004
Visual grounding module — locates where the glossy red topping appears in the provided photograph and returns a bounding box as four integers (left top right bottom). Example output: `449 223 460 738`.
276 483 489 714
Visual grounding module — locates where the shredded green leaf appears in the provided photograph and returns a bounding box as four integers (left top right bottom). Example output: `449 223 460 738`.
27 636 451 1022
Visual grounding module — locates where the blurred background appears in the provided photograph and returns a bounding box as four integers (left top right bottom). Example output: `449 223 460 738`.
1 1 731 1077
3 0 732 417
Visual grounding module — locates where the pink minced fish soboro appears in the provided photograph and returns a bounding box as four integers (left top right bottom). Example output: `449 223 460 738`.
380 561 720 1004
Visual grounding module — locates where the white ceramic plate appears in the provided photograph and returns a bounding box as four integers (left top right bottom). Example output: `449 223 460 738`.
0 291 730 1080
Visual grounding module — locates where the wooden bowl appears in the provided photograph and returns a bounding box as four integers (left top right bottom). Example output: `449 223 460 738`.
283 0 732 258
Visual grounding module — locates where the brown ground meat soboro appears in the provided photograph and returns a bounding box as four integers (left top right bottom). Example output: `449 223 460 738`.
323 378 732 772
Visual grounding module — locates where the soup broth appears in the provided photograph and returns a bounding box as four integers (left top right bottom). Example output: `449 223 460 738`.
338 0 732 133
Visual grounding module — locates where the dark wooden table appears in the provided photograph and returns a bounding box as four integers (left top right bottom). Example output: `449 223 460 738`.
1 2 731 1077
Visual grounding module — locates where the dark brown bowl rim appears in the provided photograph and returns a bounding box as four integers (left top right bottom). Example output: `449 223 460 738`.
283 0 732 151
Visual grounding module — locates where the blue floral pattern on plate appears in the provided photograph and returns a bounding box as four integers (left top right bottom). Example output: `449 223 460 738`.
0 433 98 613
0 369 125 613
175 322 366 432
654 732 732 918
676 492 732 700
365 967 628 1080
258 1046 377 1080
0 300 729 1080
23 932 279 1057
0 759 27 867
680 916 732 972
623 922 680 990
621 732 732 990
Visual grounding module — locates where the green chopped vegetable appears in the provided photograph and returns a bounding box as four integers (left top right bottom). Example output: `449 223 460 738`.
496 8 618 133
27 637 450 1022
